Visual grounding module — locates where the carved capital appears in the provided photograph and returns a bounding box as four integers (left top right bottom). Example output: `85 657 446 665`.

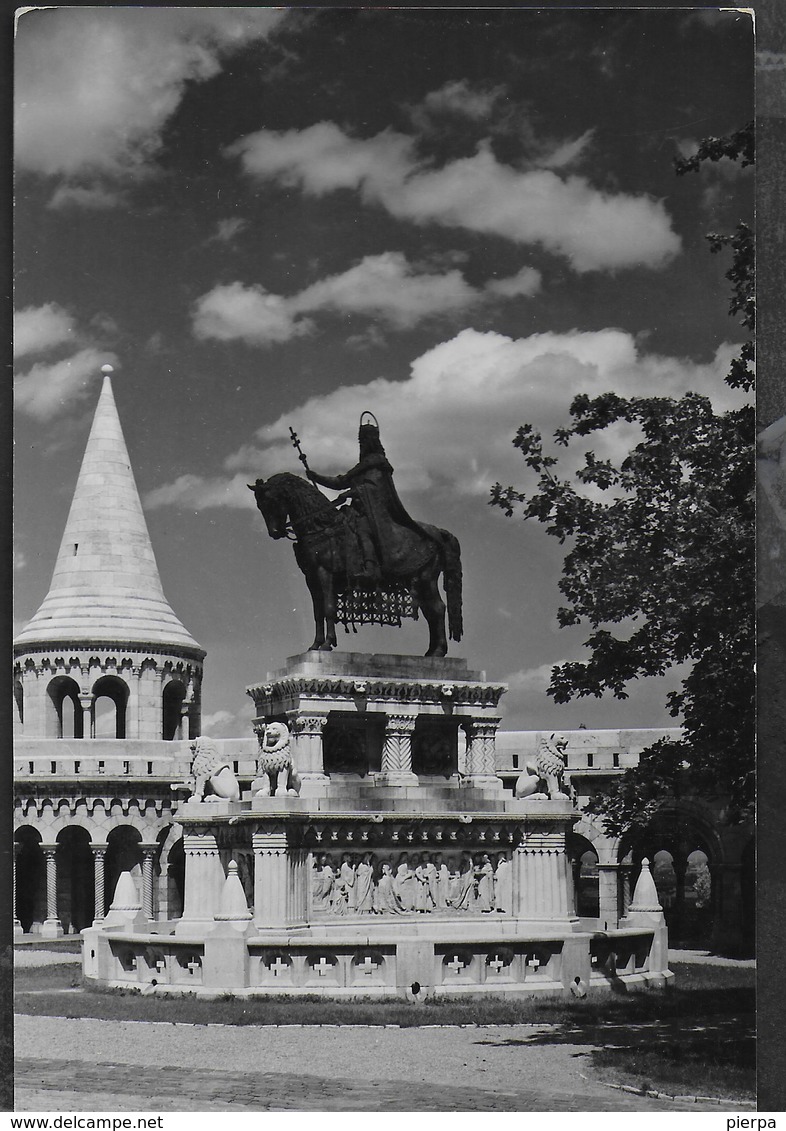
293 714 328 738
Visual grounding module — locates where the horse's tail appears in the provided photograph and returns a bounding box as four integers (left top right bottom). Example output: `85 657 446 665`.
438 530 463 643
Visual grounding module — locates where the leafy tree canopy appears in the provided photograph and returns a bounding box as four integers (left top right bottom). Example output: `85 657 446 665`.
491 124 754 836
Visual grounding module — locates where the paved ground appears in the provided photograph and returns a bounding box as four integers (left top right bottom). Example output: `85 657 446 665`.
15 1015 728 1113
14 947 754 1113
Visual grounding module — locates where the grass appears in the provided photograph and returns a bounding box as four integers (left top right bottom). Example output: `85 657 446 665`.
14 956 755 1103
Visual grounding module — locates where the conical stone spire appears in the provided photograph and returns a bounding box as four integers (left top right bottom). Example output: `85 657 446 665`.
15 376 202 653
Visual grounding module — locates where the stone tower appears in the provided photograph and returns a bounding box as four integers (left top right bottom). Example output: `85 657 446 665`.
14 375 205 742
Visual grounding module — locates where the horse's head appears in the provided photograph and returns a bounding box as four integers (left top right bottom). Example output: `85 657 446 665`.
247 477 289 539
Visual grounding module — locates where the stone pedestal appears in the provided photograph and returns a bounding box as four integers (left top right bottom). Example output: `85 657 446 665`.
175 828 225 936
511 813 575 921
247 651 507 790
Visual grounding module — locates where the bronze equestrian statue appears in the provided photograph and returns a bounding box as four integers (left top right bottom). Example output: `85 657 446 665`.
249 413 463 656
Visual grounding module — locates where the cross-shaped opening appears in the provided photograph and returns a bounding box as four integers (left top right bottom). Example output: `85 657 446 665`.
487 954 506 974
314 956 334 977
446 955 465 975
357 955 378 975
270 957 289 977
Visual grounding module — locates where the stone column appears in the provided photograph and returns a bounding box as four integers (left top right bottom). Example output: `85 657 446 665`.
620 860 633 916
253 829 306 928
380 712 418 784
462 717 502 787
13 842 22 936
41 846 63 937
141 844 158 920
175 829 225 936
78 694 93 739
597 862 621 929
289 713 329 783
180 702 192 741
91 844 107 923
511 826 573 921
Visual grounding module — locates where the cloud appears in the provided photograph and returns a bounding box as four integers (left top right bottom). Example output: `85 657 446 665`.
192 282 313 346
228 123 680 272
148 327 747 510
200 709 240 737
410 80 504 131
15 8 287 193
193 253 541 343
47 184 127 211
226 121 415 197
290 252 482 328
540 129 595 170
504 661 559 694
207 218 249 244
144 472 255 511
14 303 76 359
485 267 542 298
15 347 120 422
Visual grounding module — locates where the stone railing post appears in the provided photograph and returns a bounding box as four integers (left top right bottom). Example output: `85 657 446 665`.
462 717 501 786
41 845 63 937
511 826 573 921
253 828 306 928
597 862 621 929
91 844 107 923
174 829 225 935
380 712 418 783
288 713 329 783
141 843 158 920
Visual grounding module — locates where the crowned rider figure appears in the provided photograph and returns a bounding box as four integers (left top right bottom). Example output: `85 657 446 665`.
305 412 432 582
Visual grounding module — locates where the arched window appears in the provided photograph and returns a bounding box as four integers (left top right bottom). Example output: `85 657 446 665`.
162 680 187 741
46 676 83 739
13 679 23 725
91 676 129 739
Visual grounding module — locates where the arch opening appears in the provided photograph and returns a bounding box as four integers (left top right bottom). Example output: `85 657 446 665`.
91 676 128 739
15 826 44 933
162 680 187 741
56 825 94 933
105 825 142 916
46 676 83 739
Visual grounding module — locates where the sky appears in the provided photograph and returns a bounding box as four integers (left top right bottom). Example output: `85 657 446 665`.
14 7 754 738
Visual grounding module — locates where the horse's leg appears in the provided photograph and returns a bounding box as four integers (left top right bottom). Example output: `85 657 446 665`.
413 564 447 657
320 566 338 651
304 569 326 651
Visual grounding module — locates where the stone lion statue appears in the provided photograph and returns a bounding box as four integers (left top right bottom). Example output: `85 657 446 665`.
514 733 572 801
171 736 240 803
252 722 301 797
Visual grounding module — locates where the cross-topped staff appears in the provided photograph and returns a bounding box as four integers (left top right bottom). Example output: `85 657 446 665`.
289 426 311 474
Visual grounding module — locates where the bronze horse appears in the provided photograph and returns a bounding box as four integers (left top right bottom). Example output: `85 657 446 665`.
249 473 463 656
